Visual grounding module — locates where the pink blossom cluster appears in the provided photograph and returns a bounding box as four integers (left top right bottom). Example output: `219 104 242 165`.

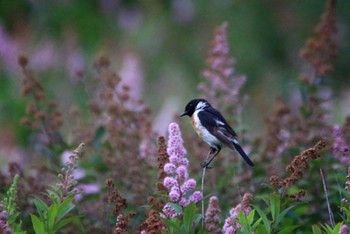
222 193 252 234
339 224 349 234
332 125 350 163
222 207 251 234
198 22 247 115
0 204 12 234
162 122 202 218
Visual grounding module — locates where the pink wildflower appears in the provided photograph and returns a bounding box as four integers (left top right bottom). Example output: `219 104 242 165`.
163 177 178 189
339 225 349 234
164 163 176 174
162 122 202 218
222 193 253 233
198 22 247 116
162 204 180 218
189 191 203 203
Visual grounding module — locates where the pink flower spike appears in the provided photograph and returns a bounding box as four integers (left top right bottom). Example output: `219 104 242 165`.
162 122 202 215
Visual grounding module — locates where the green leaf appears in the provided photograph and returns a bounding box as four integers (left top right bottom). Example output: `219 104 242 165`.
12 219 26 234
270 194 280 222
33 198 48 221
253 206 271 233
238 211 251 234
330 223 342 234
252 217 263 230
56 196 75 222
255 223 269 234
193 213 202 227
183 203 197 232
162 217 181 232
311 225 323 234
31 214 45 234
246 209 255 225
274 205 296 229
47 188 62 204
167 203 183 214
48 203 58 232
54 216 81 232
277 225 299 234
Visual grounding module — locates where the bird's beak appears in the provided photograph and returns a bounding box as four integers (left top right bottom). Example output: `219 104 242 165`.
179 111 188 117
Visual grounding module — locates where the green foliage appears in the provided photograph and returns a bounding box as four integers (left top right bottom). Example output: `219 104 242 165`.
2 174 26 233
0 0 349 232
342 206 350 224
30 194 81 234
237 209 262 234
162 203 204 234
312 222 343 234
3 174 19 216
253 194 298 234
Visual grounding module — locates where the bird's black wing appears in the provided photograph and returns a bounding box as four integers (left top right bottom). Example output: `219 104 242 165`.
198 107 237 146
199 107 254 167
204 107 237 137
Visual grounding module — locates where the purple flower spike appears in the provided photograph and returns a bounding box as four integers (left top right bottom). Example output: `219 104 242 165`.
162 122 202 218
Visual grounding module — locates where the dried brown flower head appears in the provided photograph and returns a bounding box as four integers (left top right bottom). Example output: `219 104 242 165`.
137 209 166 234
19 56 64 147
157 136 168 189
86 56 156 205
270 140 326 199
106 179 128 215
106 179 135 234
300 0 337 84
205 196 221 234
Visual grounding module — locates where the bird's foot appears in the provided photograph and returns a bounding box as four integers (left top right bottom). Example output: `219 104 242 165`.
200 160 213 169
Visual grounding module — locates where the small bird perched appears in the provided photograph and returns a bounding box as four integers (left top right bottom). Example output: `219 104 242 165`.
180 98 254 168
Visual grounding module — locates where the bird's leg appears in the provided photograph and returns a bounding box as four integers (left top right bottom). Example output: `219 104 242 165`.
200 150 213 168
201 147 221 168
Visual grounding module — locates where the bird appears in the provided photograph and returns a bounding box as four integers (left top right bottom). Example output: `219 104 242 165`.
180 98 254 168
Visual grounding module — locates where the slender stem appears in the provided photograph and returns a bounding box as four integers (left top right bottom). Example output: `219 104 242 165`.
201 166 206 227
201 150 212 227
320 168 335 227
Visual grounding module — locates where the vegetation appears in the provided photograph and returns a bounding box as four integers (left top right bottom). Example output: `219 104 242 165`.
0 0 350 233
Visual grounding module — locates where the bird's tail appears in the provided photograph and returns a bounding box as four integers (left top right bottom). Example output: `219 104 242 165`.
232 139 254 167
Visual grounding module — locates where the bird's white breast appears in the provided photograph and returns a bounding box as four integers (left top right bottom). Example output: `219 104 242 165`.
192 110 221 147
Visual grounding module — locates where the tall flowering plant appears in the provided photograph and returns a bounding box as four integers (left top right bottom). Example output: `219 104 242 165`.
162 123 202 218
198 22 247 120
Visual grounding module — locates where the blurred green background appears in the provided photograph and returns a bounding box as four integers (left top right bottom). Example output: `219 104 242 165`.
0 0 350 143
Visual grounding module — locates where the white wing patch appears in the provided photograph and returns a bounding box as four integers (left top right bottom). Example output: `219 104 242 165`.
215 119 225 126
232 138 240 145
